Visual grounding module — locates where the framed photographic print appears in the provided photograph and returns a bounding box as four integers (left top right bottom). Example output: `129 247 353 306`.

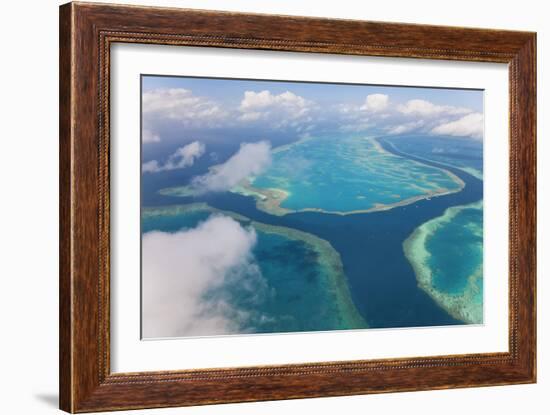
59 2 537 412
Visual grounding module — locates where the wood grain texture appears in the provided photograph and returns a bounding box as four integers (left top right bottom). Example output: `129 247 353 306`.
59 2 537 412
59 3 73 411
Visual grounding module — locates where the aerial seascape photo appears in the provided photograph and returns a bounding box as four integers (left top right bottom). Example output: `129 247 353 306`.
140 75 484 339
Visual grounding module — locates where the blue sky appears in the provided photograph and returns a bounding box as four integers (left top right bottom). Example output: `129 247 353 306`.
143 75 483 113
141 75 484 147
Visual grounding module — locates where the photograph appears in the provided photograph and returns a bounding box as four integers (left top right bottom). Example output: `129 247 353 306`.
140 76 484 339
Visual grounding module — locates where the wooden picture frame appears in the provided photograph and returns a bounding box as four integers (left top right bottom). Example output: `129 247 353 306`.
59 2 536 412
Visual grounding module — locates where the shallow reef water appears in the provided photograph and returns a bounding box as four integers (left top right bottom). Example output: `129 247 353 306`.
239 135 464 215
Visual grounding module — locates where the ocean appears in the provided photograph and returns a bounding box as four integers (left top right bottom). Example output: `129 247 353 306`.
141 135 483 332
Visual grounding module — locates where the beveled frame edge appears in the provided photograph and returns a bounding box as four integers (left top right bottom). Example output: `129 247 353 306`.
59 2 536 413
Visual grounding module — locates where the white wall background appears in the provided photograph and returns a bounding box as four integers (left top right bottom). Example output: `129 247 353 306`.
0 0 546 414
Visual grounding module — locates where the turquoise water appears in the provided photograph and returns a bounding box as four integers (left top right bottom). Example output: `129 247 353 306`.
249 135 462 214
427 204 483 295
142 205 366 335
403 200 483 323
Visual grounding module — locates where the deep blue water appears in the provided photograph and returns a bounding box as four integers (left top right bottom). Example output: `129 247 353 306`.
385 135 483 174
142 136 483 329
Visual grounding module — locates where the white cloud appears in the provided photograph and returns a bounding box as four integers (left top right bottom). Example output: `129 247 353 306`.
142 88 228 141
360 94 389 112
238 111 262 122
238 90 312 124
397 99 472 117
385 120 425 135
142 215 265 338
430 112 484 139
192 141 272 193
240 90 307 111
142 129 160 143
142 141 205 173
143 88 227 122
